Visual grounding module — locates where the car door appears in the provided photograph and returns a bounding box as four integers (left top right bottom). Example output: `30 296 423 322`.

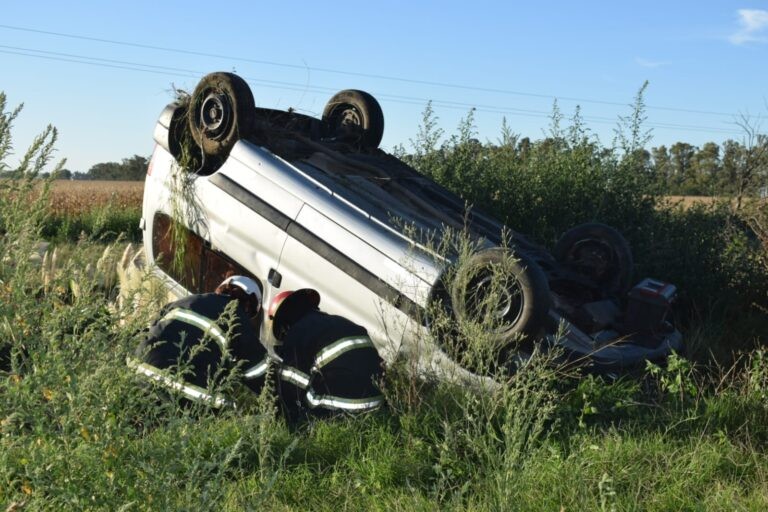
200 144 303 286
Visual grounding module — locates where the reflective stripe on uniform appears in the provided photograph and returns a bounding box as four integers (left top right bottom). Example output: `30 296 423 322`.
278 366 311 389
312 336 375 370
243 357 270 380
305 390 383 412
163 308 229 352
127 358 231 408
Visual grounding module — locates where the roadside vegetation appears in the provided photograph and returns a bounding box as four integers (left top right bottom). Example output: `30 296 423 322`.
2 90 767 510
42 180 143 243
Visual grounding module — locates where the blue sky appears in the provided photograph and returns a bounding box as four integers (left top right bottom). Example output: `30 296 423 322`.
1 1 767 173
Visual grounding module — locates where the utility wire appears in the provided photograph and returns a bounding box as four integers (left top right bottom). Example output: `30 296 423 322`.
0 45 742 136
0 23 740 118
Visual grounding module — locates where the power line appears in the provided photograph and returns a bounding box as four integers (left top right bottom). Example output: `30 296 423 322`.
0 45 743 137
0 23 741 118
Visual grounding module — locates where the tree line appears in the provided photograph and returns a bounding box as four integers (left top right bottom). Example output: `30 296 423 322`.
60 137 766 199
643 136 768 197
47 136 766 195
38 154 149 181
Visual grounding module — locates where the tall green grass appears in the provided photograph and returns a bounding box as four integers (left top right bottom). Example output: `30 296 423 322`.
42 205 142 243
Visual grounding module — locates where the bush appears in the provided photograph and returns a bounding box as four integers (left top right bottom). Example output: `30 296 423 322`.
399 102 767 358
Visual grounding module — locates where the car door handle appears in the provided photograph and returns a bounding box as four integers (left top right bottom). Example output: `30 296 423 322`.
268 268 282 288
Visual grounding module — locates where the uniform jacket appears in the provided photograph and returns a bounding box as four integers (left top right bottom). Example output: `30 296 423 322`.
275 310 384 418
132 293 269 406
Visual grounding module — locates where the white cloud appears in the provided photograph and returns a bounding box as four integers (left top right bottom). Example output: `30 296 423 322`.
635 58 668 69
729 9 768 44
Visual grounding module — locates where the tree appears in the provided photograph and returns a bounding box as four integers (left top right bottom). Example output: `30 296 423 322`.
733 115 768 208
691 142 720 194
669 142 697 192
651 145 673 189
120 155 149 180
54 168 73 180
85 155 148 180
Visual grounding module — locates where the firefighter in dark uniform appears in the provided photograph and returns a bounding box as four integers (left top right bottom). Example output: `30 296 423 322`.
268 289 385 422
129 275 270 409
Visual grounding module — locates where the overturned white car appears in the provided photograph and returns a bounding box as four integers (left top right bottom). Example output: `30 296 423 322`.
142 72 682 384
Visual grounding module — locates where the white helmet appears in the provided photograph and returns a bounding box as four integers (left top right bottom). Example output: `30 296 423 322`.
219 275 262 305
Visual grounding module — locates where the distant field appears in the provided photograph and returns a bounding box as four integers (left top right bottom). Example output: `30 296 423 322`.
49 180 143 215
47 183 735 214
659 195 764 209
662 195 722 207
44 184 762 217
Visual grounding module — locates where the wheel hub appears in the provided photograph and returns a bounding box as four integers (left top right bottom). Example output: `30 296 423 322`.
469 274 524 327
339 107 362 127
569 239 614 281
199 92 231 139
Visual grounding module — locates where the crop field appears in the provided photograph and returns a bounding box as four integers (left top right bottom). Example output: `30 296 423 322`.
48 180 143 215
39 180 144 242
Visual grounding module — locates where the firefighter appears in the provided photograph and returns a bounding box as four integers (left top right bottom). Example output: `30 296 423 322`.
129 275 270 409
268 289 385 422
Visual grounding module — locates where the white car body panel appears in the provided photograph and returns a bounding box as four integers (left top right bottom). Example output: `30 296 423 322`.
228 142 443 287
144 92 683 383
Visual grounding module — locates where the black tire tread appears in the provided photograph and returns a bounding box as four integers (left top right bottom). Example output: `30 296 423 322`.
188 72 255 158
322 89 384 149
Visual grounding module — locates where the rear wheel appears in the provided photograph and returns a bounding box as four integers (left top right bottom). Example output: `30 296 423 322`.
188 72 255 158
451 249 551 349
322 90 384 149
554 222 633 296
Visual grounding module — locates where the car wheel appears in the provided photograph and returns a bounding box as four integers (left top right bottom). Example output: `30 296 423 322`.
450 248 551 347
554 222 633 296
322 90 384 149
188 72 255 158
166 101 191 163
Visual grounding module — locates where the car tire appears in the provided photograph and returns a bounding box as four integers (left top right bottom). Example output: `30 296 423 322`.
554 222 633 296
322 90 384 149
450 248 551 346
167 101 190 163
188 72 255 158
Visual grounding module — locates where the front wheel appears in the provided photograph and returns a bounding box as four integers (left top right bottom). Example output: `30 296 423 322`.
322 89 384 149
188 72 255 158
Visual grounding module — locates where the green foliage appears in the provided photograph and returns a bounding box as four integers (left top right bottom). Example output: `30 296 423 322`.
650 134 767 196
401 93 657 246
646 352 698 404
80 154 149 181
614 80 652 157
42 205 142 242
399 88 767 355
3 90 768 510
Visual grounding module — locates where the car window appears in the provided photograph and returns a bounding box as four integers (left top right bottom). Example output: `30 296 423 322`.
152 212 262 296
201 245 260 294
152 212 203 292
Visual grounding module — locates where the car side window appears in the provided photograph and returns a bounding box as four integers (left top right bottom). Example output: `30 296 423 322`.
152 212 262 296
201 245 261 295
152 212 204 292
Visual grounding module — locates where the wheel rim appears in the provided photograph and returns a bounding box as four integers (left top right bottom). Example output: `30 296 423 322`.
337 106 362 128
199 92 232 139
328 105 364 136
567 239 616 282
465 273 524 331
